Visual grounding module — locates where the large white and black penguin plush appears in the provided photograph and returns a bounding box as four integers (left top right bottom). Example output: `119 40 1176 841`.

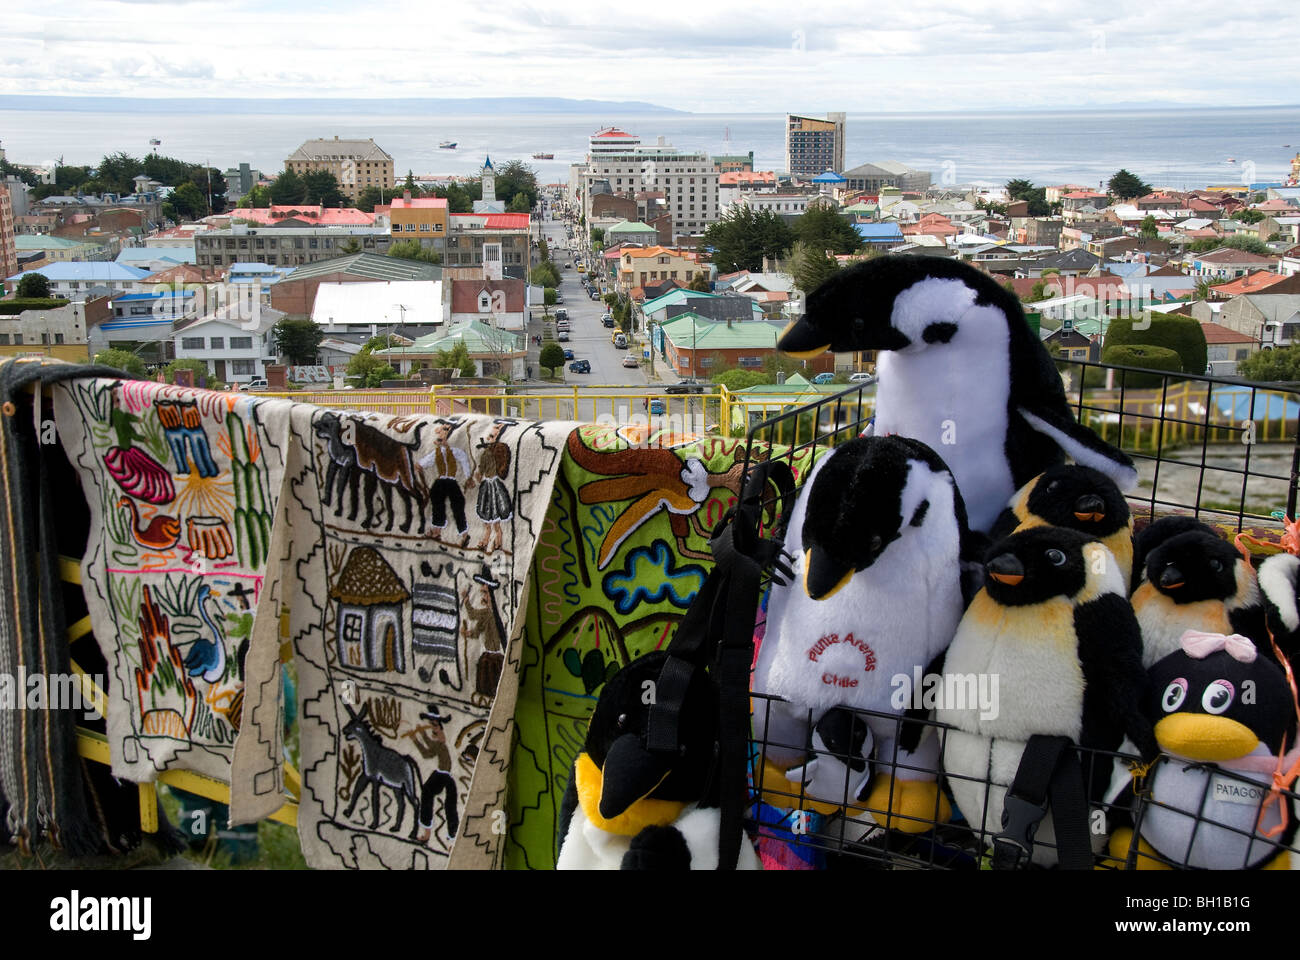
992 465 1135 587
938 527 1155 865
753 435 976 832
778 256 1138 533
556 651 761 870
1108 632 1298 869
1130 519 1268 668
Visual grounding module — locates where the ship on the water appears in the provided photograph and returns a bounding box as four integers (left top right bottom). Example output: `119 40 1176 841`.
439 141 457 149
532 152 554 159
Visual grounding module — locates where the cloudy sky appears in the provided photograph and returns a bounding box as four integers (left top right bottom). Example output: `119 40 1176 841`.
4 0 1297 111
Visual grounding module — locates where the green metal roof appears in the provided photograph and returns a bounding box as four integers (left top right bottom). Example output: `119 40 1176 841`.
660 313 785 350
284 252 441 284
15 235 102 250
608 220 656 234
375 319 522 356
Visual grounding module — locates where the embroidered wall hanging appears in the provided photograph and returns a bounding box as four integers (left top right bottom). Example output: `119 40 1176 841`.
53 379 293 782
503 424 817 868
232 406 575 869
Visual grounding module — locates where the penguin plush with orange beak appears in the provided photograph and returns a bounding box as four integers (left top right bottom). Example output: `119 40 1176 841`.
992 465 1134 586
752 435 976 832
938 527 1155 865
1130 523 1268 668
556 651 761 869
1107 631 1299 869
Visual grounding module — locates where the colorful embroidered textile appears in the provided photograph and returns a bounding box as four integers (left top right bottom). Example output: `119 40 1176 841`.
504 424 816 868
232 407 575 868
54 379 293 781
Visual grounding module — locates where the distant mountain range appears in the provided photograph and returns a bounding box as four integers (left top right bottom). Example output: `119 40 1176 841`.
0 95 687 115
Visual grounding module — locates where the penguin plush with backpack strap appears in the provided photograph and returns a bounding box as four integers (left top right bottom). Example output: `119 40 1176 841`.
938 527 1155 865
556 650 761 870
753 435 976 832
778 256 1137 534
1107 631 1299 870
1130 522 1268 668
992 465 1134 586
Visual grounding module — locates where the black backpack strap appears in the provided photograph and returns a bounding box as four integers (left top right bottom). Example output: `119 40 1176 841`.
991 734 1093 870
642 456 798 869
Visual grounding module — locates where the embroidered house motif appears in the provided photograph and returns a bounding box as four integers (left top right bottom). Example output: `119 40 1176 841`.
331 547 410 673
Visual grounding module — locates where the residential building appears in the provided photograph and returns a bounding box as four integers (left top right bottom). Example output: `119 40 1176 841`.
271 252 441 318
1196 294 1300 346
854 222 906 248
174 306 284 386
444 212 531 273
374 320 525 380
1190 248 1279 280
449 278 526 331
195 225 392 269
14 234 110 264
88 289 201 362
714 152 755 173
284 136 395 203
738 192 813 218
785 113 846 179
116 246 198 273
218 205 376 228
605 221 659 248
389 194 449 250
617 246 698 293
222 163 266 206
1019 249 1101 278
0 183 15 283
6 261 147 298
655 313 832 377
641 287 760 327
1042 326 1098 362
1209 271 1300 299
1201 321 1258 376
842 161 931 195
578 131 720 237
0 296 108 362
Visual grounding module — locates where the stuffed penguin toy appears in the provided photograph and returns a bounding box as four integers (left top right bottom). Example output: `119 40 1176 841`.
778 256 1137 534
556 650 761 870
1108 631 1299 870
993 465 1134 586
1255 551 1300 665
753 435 973 832
1131 522 1267 668
938 527 1154 865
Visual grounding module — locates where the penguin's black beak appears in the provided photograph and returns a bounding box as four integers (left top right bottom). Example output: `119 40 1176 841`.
1074 494 1105 523
987 553 1025 586
1158 564 1185 590
778 318 832 359
598 734 672 820
804 545 855 601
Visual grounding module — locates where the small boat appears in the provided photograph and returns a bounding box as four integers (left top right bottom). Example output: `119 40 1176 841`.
533 152 554 160
439 141 457 149
1227 157 1236 163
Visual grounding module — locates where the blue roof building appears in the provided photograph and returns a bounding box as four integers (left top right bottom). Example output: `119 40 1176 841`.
854 222 905 245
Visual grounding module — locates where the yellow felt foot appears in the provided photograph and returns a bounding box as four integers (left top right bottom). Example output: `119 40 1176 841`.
860 777 951 834
755 757 843 816
1107 827 1172 870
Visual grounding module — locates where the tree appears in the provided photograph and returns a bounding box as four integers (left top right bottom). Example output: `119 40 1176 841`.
701 206 795 273
495 160 538 211
1238 209 1266 225
404 170 417 193
793 205 861 256
1104 314 1207 376
16 273 51 298
355 186 387 212
1187 234 1272 256
543 287 557 306
163 357 226 390
1006 179 1037 202
1238 345 1300 382
386 239 439 264
1140 215 1159 240
340 238 362 255
507 192 531 213
689 271 710 292
1004 179 1050 215
93 348 147 379
791 240 840 295
712 369 771 391
272 317 324 365
1108 169 1152 200
539 341 566 377
433 341 476 377
590 227 605 244
537 238 550 263
301 170 346 207
239 184 272 208
269 168 306 205
165 181 208 221
529 262 561 288
96 152 143 194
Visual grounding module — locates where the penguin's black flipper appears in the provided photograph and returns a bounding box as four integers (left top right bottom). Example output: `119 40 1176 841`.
622 825 692 870
1073 593 1157 766
1015 406 1139 494
988 506 1021 543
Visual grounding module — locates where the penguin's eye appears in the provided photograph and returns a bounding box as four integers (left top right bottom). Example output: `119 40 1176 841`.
1046 480 1060 493
1045 549 1067 566
1209 559 1223 572
1161 679 1188 712
1202 680 1234 715
616 713 628 729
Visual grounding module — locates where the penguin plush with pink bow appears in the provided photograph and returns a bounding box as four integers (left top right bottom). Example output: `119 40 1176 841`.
1107 630 1300 870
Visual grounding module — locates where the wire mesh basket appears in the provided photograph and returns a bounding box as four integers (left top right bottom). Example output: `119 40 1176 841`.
738 360 1300 870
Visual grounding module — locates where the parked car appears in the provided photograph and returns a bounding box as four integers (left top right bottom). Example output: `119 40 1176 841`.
649 399 666 415
241 378 269 391
812 372 836 384
569 359 591 374
558 330 570 342
564 262 572 269
613 333 628 349
589 290 600 300
602 316 616 328
622 355 639 368
555 308 568 320
564 349 575 360
849 372 873 383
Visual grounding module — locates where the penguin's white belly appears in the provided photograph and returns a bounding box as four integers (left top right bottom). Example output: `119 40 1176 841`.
556 805 762 870
874 350 1011 533
1142 761 1286 870
1132 585 1234 668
